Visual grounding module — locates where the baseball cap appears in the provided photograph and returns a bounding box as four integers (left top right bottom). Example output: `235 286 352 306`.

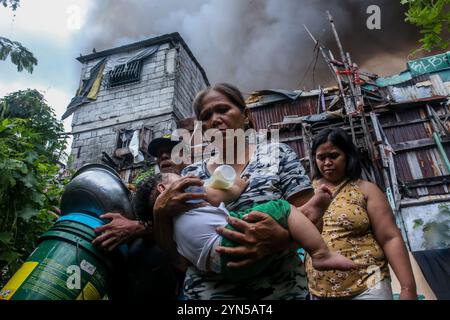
147 133 181 157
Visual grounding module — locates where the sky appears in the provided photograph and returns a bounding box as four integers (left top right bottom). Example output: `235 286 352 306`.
0 0 423 137
0 0 92 134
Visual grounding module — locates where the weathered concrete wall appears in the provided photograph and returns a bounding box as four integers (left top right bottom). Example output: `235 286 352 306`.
69 39 207 170
173 44 209 120
401 201 450 251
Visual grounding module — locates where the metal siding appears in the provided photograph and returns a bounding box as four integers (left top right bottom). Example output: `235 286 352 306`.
251 97 319 129
430 74 450 96
394 152 414 181
251 91 449 199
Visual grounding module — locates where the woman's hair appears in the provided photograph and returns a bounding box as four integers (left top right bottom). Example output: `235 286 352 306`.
311 127 362 180
192 83 255 129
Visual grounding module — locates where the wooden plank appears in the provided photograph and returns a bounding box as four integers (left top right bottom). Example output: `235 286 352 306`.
114 147 131 157
393 137 450 152
370 112 389 167
404 174 450 188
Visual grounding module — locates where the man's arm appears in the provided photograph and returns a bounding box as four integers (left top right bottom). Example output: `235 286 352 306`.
92 213 151 251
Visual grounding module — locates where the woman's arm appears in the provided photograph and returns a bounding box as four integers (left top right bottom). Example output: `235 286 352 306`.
362 181 417 300
215 211 292 268
215 190 315 268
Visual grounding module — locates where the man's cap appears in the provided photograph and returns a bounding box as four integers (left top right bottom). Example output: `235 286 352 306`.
147 134 181 157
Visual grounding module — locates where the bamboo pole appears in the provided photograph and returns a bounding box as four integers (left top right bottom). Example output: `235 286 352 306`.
303 24 337 81
326 11 357 113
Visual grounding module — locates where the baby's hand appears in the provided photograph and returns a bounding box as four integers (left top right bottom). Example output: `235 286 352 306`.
314 184 332 207
316 184 332 197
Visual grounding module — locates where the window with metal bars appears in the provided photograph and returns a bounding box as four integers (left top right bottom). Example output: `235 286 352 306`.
108 60 143 88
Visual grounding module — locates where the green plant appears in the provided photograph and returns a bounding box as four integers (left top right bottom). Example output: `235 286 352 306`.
0 90 68 287
401 0 450 53
0 1 37 73
132 166 156 185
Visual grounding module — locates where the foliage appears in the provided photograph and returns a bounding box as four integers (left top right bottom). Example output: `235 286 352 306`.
0 37 37 73
401 0 450 53
0 90 69 287
0 0 37 73
413 203 450 249
0 0 20 11
132 166 156 185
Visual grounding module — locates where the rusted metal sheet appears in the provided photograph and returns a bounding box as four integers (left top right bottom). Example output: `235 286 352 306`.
249 75 449 201
251 97 319 130
389 85 433 102
283 138 306 159
393 147 449 197
384 123 430 144
371 103 449 197
374 96 448 109
386 72 448 103
429 74 450 96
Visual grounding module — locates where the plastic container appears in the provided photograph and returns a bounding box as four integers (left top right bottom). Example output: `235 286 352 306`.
0 164 132 300
0 213 112 300
204 165 236 190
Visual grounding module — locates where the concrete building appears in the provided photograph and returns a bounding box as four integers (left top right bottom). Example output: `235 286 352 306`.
63 33 209 181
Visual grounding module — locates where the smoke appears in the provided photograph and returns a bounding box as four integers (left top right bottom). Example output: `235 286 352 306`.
79 0 421 92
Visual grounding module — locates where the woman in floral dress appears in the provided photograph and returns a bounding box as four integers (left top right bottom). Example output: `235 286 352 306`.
306 127 417 300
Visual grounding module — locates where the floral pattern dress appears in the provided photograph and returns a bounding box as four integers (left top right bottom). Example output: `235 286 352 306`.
305 179 390 298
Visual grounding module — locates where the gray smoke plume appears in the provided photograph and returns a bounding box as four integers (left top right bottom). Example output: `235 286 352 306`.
80 0 421 92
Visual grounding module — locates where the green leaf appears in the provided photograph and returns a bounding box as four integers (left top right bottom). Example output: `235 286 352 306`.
0 36 37 73
0 232 13 244
8 175 16 187
20 172 37 188
17 206 39 221
24 151 38 165
30 192 45 206
0 249 21 264
0 88 70 288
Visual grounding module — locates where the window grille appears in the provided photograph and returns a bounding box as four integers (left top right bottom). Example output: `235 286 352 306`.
108 60 142 87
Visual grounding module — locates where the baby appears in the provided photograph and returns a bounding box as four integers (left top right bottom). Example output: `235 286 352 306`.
143 172 356 282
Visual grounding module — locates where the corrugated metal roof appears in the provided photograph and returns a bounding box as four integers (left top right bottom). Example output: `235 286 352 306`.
246 87 340 108
375 71 413 87
248 51 450 202
407 52 450 77
251 97 319 129
373 52 450 88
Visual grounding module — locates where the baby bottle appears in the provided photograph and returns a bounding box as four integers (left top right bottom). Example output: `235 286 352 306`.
205 165 236 190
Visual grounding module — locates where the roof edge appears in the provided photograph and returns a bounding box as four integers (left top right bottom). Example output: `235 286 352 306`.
76 32 209 86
